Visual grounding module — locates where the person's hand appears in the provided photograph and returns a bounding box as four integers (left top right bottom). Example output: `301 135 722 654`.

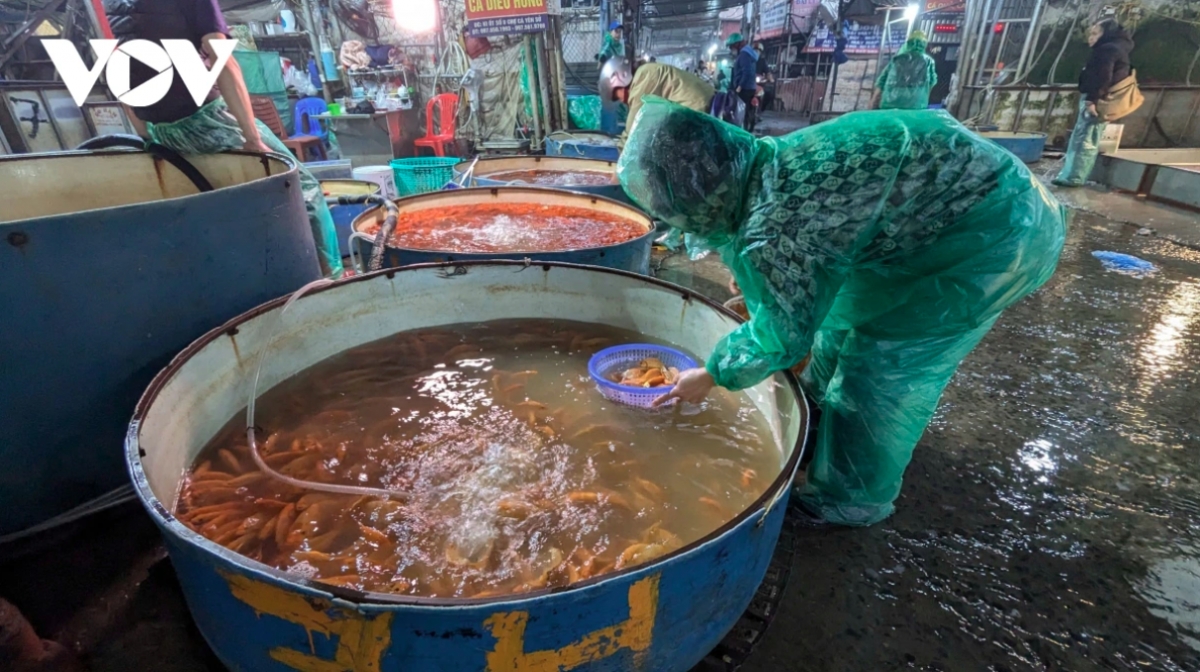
735 86 742 94
652 368 715 407
1084 102 1099 120
242 137 272 154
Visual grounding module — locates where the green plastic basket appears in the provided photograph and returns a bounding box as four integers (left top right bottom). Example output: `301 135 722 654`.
390 157 459 196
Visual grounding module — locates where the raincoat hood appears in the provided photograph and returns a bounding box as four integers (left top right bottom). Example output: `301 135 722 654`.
617 97 758 245
898 35 928 55
741 45 759 61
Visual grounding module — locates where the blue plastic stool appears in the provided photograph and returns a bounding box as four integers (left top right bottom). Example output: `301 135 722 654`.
294 97 328 141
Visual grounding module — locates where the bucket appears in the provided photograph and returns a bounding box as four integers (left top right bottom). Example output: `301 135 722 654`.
1 149 320 537
321 179 380 259
352 165 398 200
127 261 807 672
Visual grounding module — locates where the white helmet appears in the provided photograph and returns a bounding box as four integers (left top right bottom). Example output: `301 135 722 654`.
600 57 634 102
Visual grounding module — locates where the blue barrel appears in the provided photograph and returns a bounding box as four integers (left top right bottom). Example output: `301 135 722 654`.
978 131 1048 163
545 131 620 163
0 149 320 537
321 179 380 259
455 156 631 205
349 187 656 275
127 261 807 672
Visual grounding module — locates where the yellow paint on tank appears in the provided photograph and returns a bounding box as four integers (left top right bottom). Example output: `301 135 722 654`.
484 574 660 671
223 571 393 672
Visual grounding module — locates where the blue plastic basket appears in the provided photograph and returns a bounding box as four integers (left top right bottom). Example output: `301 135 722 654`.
588 344 698 408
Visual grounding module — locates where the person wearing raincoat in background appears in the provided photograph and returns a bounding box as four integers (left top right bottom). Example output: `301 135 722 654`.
619 98 1067 526
871 30 937 110
596 21 625 64
104 0 343 279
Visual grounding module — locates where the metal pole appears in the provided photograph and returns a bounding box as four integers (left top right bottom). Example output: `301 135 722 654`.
523 34 543 149
535 32 555 132
990 21 1011 76
551 16 570 132
808 51 822 113
300 0 333 103
975 0 1003 86
963 0 996 89
952 0 982 115
781 4 792 74
1013 0 1045 81
83 0 112 39
875 7 893 83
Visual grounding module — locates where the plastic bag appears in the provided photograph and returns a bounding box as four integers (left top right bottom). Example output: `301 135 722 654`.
147 99 343 279
709 91 745 127
284 65 318 97
619 98 1067 525
569 95 602 130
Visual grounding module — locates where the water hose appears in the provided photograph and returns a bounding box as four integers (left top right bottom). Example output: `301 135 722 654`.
244 278 412 500
76 135 215 193
332 194 399 272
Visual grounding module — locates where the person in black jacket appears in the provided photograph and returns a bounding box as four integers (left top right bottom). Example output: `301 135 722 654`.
1054 19 1134 187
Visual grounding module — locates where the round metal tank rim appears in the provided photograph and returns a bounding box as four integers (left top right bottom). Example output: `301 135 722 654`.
0 149 300 225
125 260 808 608
455 156 619 175
352 186 655 254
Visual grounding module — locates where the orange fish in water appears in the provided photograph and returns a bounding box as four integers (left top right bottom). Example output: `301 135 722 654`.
610 357 680 388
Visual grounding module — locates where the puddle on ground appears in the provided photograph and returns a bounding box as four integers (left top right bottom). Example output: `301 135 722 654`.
744 210 1200 672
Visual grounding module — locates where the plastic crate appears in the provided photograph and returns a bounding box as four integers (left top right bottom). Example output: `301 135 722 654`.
390 157 460 196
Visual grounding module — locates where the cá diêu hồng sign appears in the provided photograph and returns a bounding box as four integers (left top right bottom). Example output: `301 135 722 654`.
466 0 548 37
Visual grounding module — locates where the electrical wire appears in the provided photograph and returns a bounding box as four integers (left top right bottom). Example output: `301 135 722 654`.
0 485 138 551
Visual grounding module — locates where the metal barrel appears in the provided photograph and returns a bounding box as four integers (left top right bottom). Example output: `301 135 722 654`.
127 261 807 672
0 149 320 537
349 187 656 275
453 156 633 205
321 179 381 258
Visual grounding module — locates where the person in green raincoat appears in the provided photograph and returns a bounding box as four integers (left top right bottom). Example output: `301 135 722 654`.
596 21 624 64
104 0 343 279
871 30 938 110
619 98 1067 527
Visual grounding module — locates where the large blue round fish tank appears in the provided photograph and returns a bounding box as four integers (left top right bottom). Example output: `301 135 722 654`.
0 149 319 538
349 187 656 275
127 261 807 672
455 156 631 205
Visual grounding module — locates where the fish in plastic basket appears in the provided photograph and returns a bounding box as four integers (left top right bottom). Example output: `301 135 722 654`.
588 344 699 408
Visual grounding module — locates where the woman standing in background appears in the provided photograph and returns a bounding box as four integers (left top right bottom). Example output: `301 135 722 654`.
1054 19 1134 187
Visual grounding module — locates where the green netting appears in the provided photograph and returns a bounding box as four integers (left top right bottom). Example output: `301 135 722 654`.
618 97 1067 526
234 50 291 133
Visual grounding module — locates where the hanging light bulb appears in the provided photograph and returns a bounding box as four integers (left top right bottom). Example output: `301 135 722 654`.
395 0 438 33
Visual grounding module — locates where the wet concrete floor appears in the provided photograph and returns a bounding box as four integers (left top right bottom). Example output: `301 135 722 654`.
2 200 1198 672
742 207 1200 671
